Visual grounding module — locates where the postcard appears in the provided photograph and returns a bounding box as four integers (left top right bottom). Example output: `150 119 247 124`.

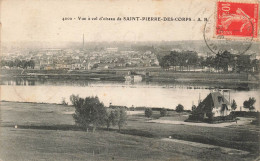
0 0 259 160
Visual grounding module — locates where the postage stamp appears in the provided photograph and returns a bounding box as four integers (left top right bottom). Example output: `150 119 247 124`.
216 1 259 38
203 1 259 55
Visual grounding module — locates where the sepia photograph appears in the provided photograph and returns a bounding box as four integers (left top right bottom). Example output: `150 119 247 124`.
0 0 259 160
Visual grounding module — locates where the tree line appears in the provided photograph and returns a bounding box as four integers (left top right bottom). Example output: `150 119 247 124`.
159 50 259 73
1 59 35 69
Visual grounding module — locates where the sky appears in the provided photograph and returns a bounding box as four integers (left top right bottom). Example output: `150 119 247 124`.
1 0 217 42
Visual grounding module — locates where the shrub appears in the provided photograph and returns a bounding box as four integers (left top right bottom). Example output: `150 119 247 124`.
61 97 68 105
243 97 256 111
211 115 235 122
145 108 153 118
160 108 168 117
176 104 184 113
191 105 196 111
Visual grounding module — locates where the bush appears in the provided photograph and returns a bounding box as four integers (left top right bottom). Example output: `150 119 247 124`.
211 115 235 122
176 104 184 113
231 111 259 118
160 108 168 117
145 108 153 118
243 97 256 111
191 105 196 111
61 97 68 105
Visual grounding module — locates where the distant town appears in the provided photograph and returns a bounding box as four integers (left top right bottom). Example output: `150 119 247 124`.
1 40 260 74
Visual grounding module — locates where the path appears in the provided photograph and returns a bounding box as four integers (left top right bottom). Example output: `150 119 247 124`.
148 117 254 128
162 138 250 155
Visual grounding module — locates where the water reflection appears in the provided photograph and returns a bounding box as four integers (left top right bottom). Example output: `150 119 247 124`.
0 77 258 90
0 78 259 111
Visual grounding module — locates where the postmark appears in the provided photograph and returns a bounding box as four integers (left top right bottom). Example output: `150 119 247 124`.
203 1 259 55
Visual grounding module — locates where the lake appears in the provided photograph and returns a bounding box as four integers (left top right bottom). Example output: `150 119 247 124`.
1 78 259 111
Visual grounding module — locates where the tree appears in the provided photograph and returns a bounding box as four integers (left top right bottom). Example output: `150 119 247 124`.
169 51 179 71
105 110 115 130
117 108 127 132
110 111 118 125
236 55 251 72
176 104 184 113
160 108 167 117
144 108 153 118
191 105 196 111
243 97 256 111
29 60 35 69
70 95 107 132
231 100 237 111
105 108 127 131
205 56 215 71
215 51 234 72
159 55 171 70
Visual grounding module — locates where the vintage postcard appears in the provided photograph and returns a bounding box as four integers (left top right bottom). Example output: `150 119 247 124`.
0 0 259 160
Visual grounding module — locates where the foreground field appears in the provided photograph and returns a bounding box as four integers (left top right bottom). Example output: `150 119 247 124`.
0 102 259 161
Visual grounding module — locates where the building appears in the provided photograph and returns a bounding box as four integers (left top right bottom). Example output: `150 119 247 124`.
106 48 118 53
71 63 81 70
192 92 231 120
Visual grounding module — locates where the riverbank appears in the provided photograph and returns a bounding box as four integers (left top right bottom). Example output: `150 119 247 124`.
1 69 259 86
0 101 259 161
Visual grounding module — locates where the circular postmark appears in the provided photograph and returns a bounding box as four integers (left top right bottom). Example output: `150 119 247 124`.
203 14 254 55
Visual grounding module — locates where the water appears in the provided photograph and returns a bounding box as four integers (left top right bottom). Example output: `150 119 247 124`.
1 78 259 111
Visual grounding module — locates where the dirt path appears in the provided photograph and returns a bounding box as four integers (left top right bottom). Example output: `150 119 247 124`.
149 117 254 128
161 138 250 155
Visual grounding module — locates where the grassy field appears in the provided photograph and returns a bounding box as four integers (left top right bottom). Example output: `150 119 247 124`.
0 101 259 161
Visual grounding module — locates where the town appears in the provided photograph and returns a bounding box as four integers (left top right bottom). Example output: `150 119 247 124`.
1 40 259 74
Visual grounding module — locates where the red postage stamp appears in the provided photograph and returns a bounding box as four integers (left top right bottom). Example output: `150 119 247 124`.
216 1 259 38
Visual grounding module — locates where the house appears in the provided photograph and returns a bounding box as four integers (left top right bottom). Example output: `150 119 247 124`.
71 63 81 70
82 61 91 70
97 63 115 70
116 71 131 76
192 92 231 120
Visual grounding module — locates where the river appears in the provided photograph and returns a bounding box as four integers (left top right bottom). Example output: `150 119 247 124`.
1 78 259 111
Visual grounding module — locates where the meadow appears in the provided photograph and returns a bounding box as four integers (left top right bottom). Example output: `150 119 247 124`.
0 101 259 161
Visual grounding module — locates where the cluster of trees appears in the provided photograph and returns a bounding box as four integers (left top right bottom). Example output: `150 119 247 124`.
1 59 35 69
70 95 127 132
159 51 198 71
106 108 127 131
202 51 258 73
144 104 184 118
159 50 259 73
